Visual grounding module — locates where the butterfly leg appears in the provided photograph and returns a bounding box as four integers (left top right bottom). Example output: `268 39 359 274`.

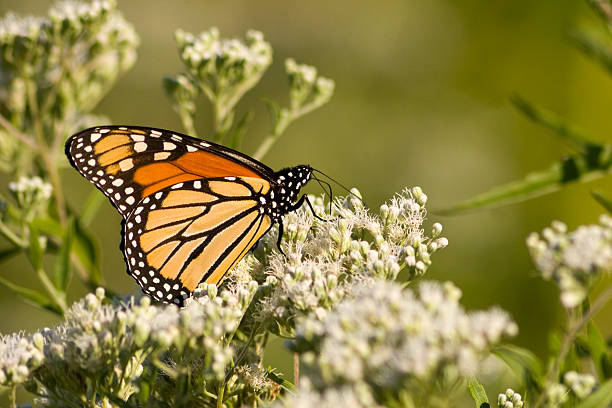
290 194 326 222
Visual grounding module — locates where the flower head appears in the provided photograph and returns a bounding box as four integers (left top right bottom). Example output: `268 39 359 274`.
527 215 612 307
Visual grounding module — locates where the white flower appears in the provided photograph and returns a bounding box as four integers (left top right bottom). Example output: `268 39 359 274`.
527 215 612 308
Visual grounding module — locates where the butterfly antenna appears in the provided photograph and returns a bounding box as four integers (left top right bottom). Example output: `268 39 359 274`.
312 168 364 205
312 174 333 216
312 175 334 216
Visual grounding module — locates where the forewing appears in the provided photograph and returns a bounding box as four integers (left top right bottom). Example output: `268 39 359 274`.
65 126 274 217
122 177 272 304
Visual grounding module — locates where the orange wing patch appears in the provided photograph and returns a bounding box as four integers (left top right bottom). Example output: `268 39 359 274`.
147 240 180 269
98 145 133 167
183 200 256 237
132 151 266 199
140 220 191 252
94 135 131 154
203 215 271 286
162 190 217 207
145 206 206 230
179 210 263 291
160 237 206 280
174 151 262 179
209 180 252 197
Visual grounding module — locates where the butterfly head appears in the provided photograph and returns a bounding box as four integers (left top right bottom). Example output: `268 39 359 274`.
270 165 312 216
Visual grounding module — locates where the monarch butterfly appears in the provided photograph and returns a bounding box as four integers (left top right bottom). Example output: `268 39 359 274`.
65 125 318 306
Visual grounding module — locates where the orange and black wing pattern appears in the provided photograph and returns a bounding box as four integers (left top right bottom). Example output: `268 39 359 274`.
122 177 271 304
65 125 313 305
66 126 273 217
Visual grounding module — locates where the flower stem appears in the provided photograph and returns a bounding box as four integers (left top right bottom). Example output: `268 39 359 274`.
534 284 612 407
25 80 67 226
0 221 27 248
294 352 300 388
9 385 16 408
216 382 226 408
0 113 38 150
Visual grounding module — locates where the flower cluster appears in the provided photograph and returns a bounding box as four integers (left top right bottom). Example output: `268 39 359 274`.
12 281 264 407
167 27 272 136
538 367 598 406
272 385 382 408
564 370 596 399
0 332 43 388
527 215 612 308
498 388 524 408
7 176 52 220
255 187 448 334
0 0 138 150
285 58 335 117
291 280 517 406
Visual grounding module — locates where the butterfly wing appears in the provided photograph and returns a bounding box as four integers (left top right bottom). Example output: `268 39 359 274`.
65 126 277 304
65 126 275 217
122 177 271 304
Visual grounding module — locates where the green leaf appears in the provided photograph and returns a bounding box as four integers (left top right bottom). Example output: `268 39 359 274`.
467 377 490 408
73 219 102 287
0 246 21 263
436 153 612 214
586 0 612 24
587 322 612 379
572 28 612 74
0 275 62 315
263 98 281 130
592 190 612 215
52 218 74 291
31 217 63 238
228 110 254 150
267 368 296 393
576 378 612 408
492 344 543 398
26 226 43 270
79 190 105 227
511 96 601 150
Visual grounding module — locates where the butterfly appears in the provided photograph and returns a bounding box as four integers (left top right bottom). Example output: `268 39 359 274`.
65 126 317 306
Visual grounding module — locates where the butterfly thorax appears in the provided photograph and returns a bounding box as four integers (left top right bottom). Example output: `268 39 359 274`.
264 165 312 222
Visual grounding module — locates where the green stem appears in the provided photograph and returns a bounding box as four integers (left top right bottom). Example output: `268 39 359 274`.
0 113 38 150
9 385 16 408
216 382 226 408
294 352 300 388
534 284 612 408
213 99 227 142
26 80 67 226
151 356 178 379
36 266 67 312
0 221 28 248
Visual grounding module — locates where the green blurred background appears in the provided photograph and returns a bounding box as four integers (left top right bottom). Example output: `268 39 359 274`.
1 0 610 385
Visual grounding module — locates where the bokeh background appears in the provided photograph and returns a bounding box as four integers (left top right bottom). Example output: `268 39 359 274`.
1 0 611 392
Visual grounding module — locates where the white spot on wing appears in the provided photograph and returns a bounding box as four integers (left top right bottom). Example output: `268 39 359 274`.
154 152 171 161
134 142 147 152
163 142 176 151
119 158 134 171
